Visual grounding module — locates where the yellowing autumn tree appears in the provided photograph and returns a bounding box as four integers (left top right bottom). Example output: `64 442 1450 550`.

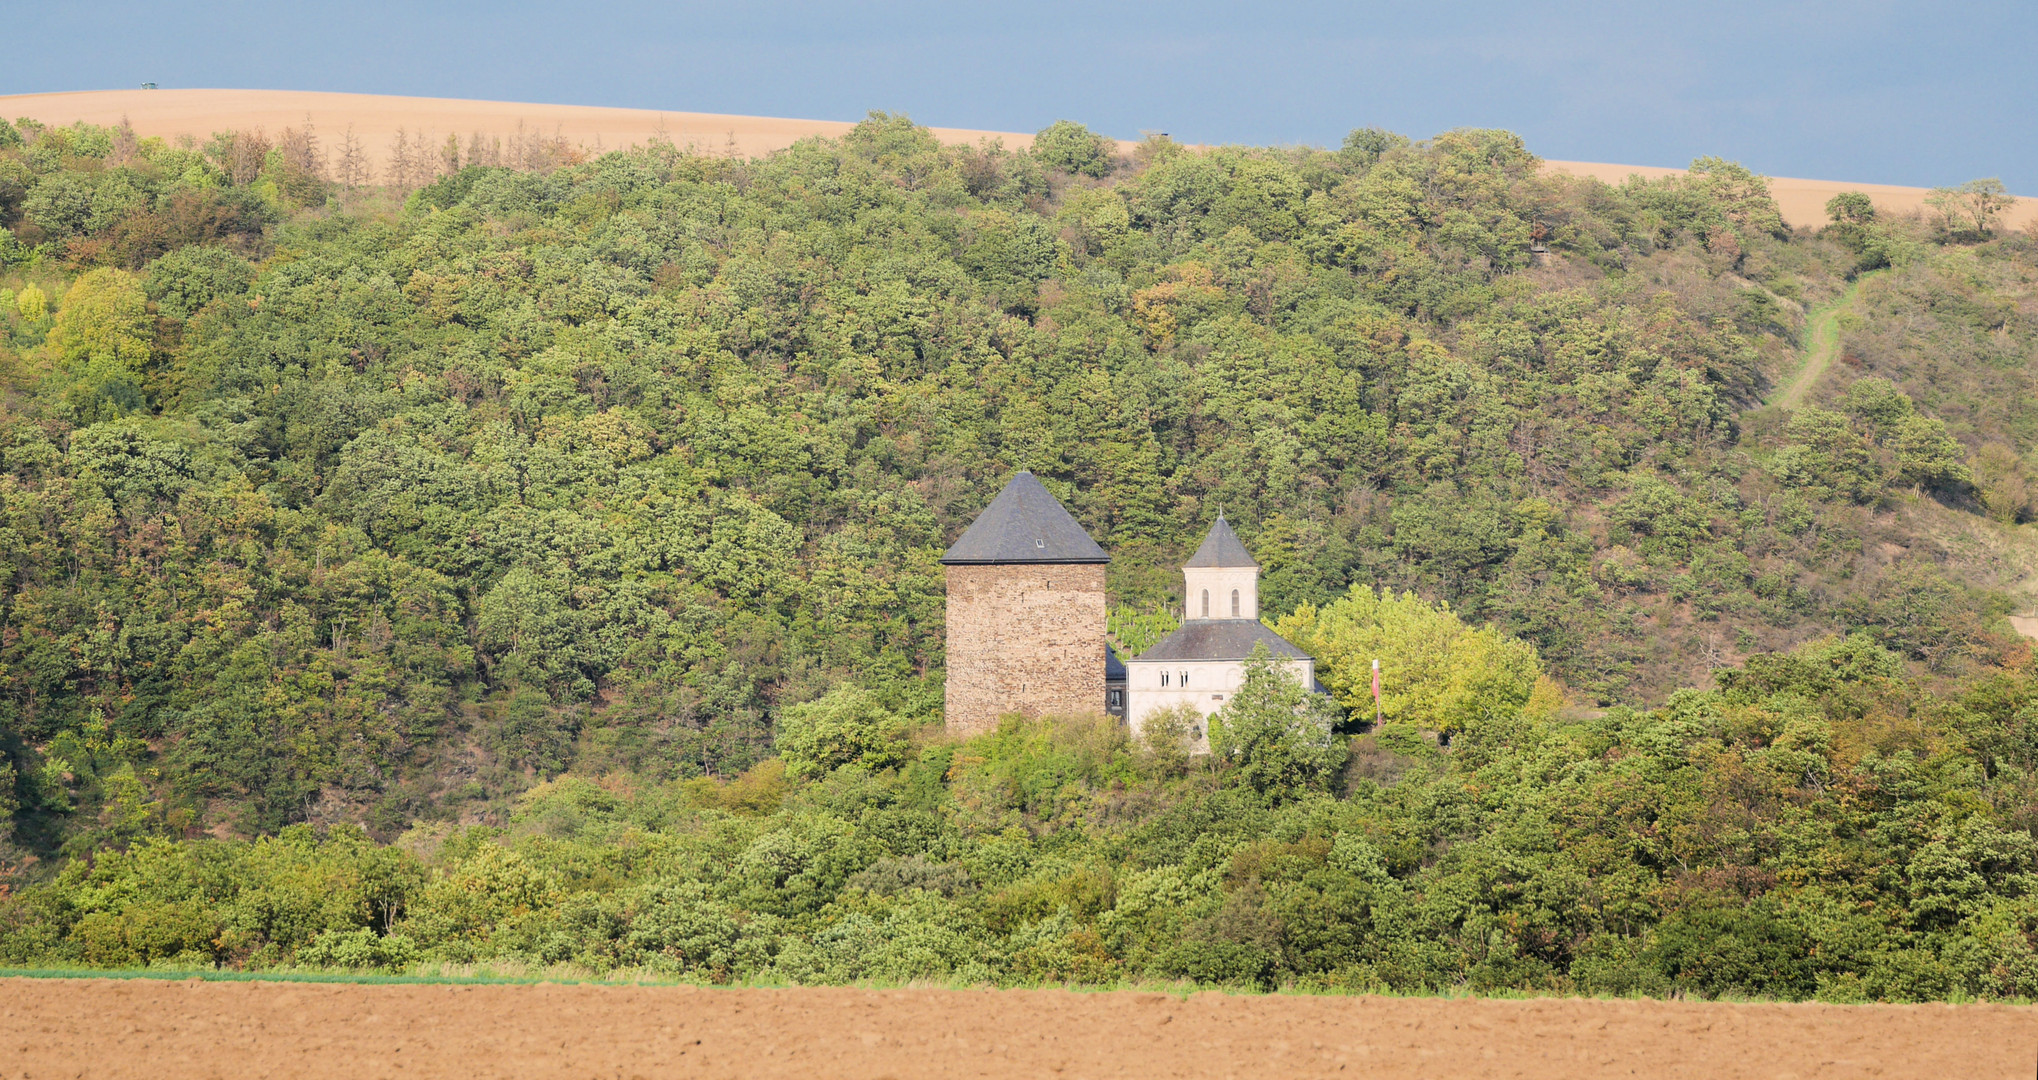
1270 585 1543 732
44 268 152 420
14 283 47 320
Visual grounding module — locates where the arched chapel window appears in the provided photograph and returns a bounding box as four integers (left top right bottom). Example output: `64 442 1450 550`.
1161 670 1170 687
1200 590 1209 618
1231 589 1240 617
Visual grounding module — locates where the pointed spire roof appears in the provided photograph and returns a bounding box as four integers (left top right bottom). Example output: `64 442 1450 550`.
940 472 1110 565
1184 513 1256 568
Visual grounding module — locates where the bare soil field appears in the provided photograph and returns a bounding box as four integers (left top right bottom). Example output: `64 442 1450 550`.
1544 160 2038 233
0 88 1050 168
3 977 2034 1080
4 89 2031 232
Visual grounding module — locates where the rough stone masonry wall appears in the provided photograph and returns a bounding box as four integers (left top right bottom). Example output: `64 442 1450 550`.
944 563 1107 735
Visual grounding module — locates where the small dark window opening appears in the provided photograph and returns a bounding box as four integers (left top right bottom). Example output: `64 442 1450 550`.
1231 589 1240 617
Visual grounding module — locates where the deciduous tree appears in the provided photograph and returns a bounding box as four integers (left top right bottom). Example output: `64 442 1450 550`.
1207 645 1346 796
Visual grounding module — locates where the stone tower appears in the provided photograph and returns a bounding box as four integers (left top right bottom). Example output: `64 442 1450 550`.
941 472 1110 735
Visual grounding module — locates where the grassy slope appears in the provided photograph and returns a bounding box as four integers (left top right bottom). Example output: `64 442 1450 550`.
1780 251 2038 634
1774 273 1875 411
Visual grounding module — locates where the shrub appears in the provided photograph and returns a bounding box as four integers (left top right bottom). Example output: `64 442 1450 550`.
1273 586 1541 733
14 282 45 320
297 928 420 972
625 881 745 979
44 267 151 420
1135 702 1201 777
1208 647 1347 796
774 687 908 780
1825 191 1875 224
142 245 255 319
1032 120 1114 178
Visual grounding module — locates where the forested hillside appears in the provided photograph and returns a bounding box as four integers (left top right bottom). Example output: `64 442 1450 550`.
3 111 2038 998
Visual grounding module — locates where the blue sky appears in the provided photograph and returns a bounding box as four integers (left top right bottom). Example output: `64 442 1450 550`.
9 1 2035 192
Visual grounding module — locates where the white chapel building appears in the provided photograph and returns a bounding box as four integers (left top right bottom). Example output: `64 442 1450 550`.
1124 514 1318 749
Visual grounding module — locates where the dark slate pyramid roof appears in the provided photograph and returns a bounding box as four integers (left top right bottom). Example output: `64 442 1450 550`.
1184 514 1257 568
940 472 1110 565
1131 620 1309 662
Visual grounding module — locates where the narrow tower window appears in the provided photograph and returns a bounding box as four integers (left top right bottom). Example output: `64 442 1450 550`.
1161 670 1170 687
1201 590 1209 618
1231 589 1240 617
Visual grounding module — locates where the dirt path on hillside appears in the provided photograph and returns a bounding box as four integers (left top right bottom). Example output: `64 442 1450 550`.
1772 274 1878 411
3 977 2035 1079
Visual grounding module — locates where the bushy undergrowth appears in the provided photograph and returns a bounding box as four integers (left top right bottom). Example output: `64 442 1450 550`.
9 635 2038 1002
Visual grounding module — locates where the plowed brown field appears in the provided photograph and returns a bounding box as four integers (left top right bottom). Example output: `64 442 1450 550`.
2 977 2034 1080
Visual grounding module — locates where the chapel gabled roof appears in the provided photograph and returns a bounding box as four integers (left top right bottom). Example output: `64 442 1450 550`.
1184 514 1257 568
940 471 1110 565
1130 620 1309 663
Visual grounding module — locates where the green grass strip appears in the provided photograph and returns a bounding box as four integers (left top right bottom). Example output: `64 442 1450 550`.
0 966 614 987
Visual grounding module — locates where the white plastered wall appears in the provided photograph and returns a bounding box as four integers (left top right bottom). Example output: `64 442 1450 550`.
1182 566 1258 620
1124 655 1315 754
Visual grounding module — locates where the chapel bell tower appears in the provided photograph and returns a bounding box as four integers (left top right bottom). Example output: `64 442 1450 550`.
1182 513 1257 621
